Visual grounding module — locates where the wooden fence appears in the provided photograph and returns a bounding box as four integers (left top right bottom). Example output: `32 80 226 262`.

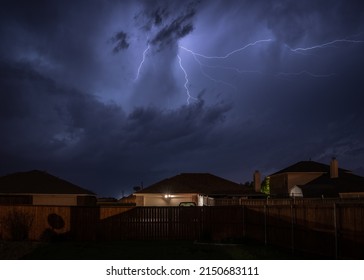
97 206 244 241
0 202 363 259
239 197 363 206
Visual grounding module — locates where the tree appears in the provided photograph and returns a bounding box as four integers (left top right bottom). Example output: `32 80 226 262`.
261 176 270 195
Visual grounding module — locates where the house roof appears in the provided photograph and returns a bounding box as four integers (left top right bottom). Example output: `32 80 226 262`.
136 173 260 196
270 160 350 176
299 172 364 198
0 170 96 195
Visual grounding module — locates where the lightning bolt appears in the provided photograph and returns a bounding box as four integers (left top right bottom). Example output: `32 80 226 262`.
180 39 273 59
133 43 197 104
277 71 336 79
280 38 364 77
132 36 363 105
196 63 263 76
178 40 273 91
177 54 196 104
288 39 364 53
134 45 150 81
183 48 237 90
179 37 364 91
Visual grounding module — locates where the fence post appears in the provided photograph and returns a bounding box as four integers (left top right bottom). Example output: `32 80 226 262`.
242 205 246 238
264 205 268 245
333 203 338 259
291 202 295 254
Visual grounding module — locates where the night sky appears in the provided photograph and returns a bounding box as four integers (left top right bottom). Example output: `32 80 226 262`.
1 0 364 197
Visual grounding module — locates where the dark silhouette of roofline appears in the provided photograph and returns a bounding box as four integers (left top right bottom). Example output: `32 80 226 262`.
136 173 261 195
269 160 350 176
0 170 96 195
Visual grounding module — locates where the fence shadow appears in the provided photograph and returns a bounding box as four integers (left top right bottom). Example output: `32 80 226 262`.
40 213 67 241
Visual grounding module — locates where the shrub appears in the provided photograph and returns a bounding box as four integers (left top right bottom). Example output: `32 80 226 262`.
2 210 34 241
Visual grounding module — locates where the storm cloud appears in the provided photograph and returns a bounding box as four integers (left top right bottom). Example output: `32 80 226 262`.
1 0 364 197
150 9 196 49
110 31 130 53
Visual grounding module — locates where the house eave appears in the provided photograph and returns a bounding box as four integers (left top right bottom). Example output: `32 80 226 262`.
134 192 198 196
0 192 95 196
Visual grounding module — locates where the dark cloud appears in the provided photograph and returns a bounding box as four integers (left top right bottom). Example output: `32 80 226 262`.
258 0 364 46
0 57 233 196
0 0 60 30
0 62 233 196
110 31 130 53
153 8 166 26
265 2 309 45
138 7 168 31
133 1 198 49
150 9 195 49
1 0 364 197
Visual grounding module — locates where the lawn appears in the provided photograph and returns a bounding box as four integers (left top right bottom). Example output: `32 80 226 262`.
16 240 323 260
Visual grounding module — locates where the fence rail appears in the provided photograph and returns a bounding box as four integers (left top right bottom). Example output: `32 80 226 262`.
0 201 363 259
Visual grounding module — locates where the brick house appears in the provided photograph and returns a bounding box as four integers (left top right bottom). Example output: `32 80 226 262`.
134 173 264 206
268 158 364 198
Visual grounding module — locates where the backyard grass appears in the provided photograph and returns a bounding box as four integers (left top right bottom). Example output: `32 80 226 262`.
15 239 324 260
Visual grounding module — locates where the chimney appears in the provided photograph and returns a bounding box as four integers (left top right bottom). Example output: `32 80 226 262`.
253 170 261 192
330 157 339 178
